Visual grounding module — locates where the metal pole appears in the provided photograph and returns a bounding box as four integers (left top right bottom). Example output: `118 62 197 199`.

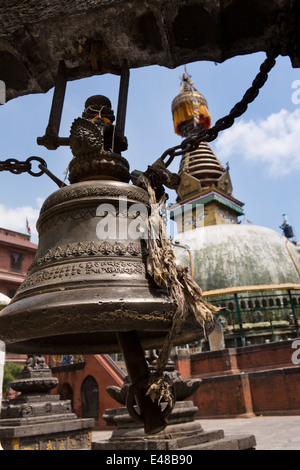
45 60 67 142
171 241 194 277
0 341 5 450
37 60 68 150
231 320 237 348
270 318 275 342
116 59 130 136
288 290 300 338
234 293 246 346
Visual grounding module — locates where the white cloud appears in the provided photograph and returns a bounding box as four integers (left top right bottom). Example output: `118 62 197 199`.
0 198 43 243
214 109 300 177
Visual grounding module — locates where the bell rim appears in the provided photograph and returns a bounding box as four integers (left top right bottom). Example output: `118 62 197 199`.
0 288 215 354
2 324 214 355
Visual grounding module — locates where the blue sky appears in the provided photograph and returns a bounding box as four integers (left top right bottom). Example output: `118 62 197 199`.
0 51 299 245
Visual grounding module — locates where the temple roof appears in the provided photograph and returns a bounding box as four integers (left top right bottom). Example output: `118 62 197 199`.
179 142 226 187
0 228 37 251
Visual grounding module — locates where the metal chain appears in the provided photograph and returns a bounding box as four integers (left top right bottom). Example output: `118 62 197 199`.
0 52 278 180
161 51 279 168
0 156 47 177
0 156 66 187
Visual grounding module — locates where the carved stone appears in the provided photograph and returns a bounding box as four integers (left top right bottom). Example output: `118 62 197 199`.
94 355 256 450
107 352 202 405
0 356 94 450
1 1 299 101
208 321 225 351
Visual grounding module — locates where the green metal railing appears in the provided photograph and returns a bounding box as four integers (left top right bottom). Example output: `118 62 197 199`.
205 288 300 348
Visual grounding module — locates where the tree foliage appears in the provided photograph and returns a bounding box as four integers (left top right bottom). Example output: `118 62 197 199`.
2 362 22 395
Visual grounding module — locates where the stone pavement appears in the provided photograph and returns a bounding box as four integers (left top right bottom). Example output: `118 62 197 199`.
92 416 300 451
200 416 300 450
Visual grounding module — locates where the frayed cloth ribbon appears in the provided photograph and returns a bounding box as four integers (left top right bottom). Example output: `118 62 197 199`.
138 171 220 405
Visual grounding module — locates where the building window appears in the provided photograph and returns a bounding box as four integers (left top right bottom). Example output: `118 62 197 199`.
10 252 23 273
81 376 99 420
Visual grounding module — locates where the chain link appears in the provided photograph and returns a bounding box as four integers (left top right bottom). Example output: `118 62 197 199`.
0 156 47 177
161 52 278 167
0 53 278 180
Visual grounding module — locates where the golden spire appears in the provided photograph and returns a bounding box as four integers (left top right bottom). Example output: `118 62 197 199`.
171 69 211 136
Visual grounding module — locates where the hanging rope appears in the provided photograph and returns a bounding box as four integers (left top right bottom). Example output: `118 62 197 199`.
137 162 220 405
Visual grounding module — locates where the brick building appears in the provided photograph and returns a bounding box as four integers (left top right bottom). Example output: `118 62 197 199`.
0 227 37 299
0 228 37 368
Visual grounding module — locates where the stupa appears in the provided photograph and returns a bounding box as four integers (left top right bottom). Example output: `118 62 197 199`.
170 71 300 346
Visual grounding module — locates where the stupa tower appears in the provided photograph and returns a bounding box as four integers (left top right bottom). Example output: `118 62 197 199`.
170 71 244 231
170 71 300 295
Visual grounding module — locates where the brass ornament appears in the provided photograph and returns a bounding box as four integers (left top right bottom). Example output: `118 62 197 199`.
0 96 214 355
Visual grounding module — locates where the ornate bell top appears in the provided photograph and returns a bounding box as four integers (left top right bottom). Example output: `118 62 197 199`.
82 95 115 124
68 95 129 184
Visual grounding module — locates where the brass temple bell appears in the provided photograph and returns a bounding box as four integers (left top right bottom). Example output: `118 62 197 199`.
0 92 215 434
0 95 211 354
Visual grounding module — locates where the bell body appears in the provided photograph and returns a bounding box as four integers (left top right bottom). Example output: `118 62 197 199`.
0 96 215 355
0 180 212 354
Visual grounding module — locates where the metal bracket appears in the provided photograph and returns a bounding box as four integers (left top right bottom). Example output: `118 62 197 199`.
37 56 130 151
37 60 69 150
116 59 130 136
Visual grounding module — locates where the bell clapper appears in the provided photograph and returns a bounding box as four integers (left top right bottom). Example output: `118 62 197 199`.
116 331 169 435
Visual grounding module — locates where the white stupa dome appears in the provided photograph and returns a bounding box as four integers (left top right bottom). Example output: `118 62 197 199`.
172 224 300 292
